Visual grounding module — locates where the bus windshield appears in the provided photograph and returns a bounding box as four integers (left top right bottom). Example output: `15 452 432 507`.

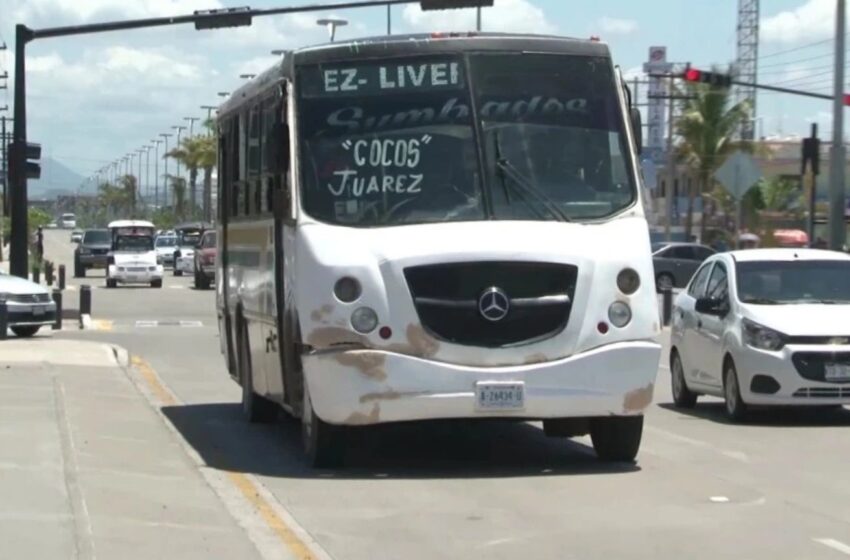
298 52 634 227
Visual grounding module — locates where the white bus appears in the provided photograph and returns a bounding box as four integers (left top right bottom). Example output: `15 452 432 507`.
216 33 661 467
60 213 77 229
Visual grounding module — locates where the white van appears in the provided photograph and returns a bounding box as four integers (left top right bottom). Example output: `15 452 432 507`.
60 213 77 229
106 220 164 288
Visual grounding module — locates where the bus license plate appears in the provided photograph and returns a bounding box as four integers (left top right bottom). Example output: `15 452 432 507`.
825 363 850 381
475 382 525 411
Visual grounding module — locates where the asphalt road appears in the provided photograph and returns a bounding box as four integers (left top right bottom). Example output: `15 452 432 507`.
41 229 850 560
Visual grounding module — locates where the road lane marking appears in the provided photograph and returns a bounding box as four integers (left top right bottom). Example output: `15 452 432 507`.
709 496 729 503
815 538 850 555
134 320 204 328
646 426 750 463
128 355 330 560
92 319 113 331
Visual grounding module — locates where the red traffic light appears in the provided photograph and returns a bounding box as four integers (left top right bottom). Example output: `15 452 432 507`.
684 68 702 82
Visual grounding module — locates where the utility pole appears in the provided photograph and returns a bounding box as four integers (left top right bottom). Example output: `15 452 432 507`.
665 76 676 241
829 0 847 251
387 4 391 34
476 6 482 31
802 123 821 245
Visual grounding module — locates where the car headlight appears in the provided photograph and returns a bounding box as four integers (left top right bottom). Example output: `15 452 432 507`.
608 301 632 328
617 268 640 295
742 318 786 351
350 307 378 334
334 277 361 303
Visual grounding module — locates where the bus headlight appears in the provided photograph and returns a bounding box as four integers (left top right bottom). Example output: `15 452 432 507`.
617 268 640 294
608 301 632 328
334 277 361 303
351 307 378 333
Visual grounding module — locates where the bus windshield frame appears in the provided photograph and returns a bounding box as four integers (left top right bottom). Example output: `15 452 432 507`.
296 49 636 228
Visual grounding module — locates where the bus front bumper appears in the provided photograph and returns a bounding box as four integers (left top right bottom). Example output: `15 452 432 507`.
302 340 661 426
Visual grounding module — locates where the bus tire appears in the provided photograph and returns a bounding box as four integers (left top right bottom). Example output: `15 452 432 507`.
302 383 344 468
590 415 643 462
238 322 277 423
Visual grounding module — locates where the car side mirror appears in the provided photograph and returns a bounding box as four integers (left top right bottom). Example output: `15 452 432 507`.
695 297 728 316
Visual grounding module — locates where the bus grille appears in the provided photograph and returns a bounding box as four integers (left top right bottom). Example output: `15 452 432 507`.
404 261 577 347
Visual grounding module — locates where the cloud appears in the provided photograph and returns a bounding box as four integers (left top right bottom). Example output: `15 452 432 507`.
402 0 555 34
762 0 834 43
597 16 638 36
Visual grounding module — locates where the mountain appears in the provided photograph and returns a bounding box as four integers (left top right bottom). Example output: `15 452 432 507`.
28 157 89 199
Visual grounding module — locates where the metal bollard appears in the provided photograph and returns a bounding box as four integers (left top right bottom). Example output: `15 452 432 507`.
31 265 40 284
58 265 66 291
80 285 92 316
52 289 62 331
0 297 7 340
46 267 54 286
662 288 673 326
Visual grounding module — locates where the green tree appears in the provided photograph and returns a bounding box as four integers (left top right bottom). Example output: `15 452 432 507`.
676 77 750 240
168 175 188 220
167 136 212 218
759 176 802 213
196 134 217 222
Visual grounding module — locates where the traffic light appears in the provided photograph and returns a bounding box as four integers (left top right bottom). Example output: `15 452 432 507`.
682 67 733 88
420 0 494 10
8 141 41 180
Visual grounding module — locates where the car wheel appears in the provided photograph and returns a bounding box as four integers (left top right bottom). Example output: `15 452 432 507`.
105 278 116 288
656 273 674 292
590 416 643 462
723 360 748 422
151 279 162 288
174 269 183 277
198 274 211 290
11 325 40 338
671 351 698 408
302 383 344 468
238 323 277 423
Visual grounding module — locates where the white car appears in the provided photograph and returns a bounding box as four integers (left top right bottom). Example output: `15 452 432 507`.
669 248 850 420
105 220 164 288
154 235 178 267
0 270 57 337
60 213 77 229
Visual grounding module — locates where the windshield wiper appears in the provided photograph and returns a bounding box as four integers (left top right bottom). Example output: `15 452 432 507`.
493 131 571 223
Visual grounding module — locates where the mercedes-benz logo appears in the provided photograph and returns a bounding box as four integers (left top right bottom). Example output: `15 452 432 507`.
478 287 510 322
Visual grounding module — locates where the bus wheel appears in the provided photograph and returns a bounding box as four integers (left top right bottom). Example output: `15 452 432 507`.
590 416 643 462
302 383 344 468
239 324 277 423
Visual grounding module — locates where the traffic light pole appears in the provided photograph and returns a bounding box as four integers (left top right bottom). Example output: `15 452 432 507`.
829 0 846 252
10 24 31 278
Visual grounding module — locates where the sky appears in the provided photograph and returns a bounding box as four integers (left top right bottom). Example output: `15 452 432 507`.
0 0 847 181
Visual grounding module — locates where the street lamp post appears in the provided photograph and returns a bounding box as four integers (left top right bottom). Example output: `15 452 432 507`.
136 148 145 212
151 139 162 210
171 125 185 180
184 116 199 139
201 105 217 136
142 146 151 207
159 133 172 208
317 18 348 41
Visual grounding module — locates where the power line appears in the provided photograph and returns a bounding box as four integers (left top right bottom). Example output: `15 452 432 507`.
759 34 841 60
767 68 836 86
759 50 839 70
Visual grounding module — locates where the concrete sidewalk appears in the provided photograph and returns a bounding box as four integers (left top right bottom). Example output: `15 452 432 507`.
0 338 263 559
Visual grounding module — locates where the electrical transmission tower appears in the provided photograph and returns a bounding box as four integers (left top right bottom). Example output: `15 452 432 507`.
736 0 759 140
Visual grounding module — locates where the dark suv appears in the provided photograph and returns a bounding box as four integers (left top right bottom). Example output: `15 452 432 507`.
74 229 112 277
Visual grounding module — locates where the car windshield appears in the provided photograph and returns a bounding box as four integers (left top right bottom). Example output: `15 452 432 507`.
201 232 217 248
737 260 850 304
115 236 153 252
178 233 201 247
83 230 110 244
298 52 634 227
156 237 177 247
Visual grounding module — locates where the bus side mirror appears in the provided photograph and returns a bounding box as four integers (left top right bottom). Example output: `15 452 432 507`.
630 107 643 153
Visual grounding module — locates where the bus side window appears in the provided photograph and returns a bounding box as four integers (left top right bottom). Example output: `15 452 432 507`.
248 105 262 216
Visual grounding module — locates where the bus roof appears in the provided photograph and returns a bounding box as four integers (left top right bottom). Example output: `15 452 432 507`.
218 33 610 117
108 220 155 230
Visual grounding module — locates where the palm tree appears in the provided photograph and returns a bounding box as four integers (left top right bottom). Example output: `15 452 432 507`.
168 175 188 220
117 174 138 215
167 137 206 217
676 79 750 240
196 135 217 222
